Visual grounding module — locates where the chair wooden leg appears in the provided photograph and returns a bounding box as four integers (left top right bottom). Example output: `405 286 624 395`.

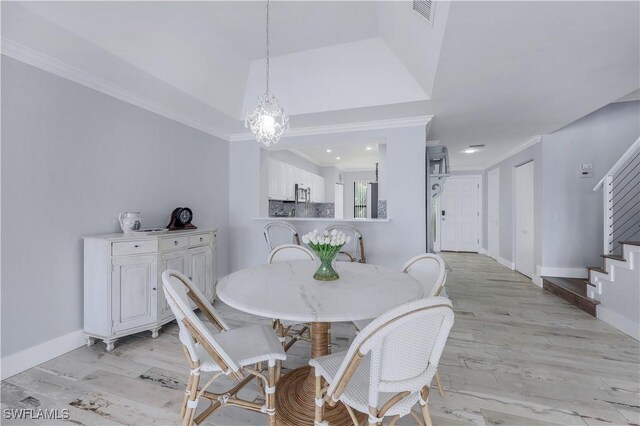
256 362 265 396
315 374 324 425
182 370 200 426
435 370 445 397
420 387 432 426
267 363 277 426
180 372 194 418
421 403 433 426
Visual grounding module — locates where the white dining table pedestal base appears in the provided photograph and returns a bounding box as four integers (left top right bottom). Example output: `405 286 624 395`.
274 322 366 426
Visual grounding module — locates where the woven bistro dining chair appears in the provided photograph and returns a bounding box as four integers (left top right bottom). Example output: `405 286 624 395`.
311 297 454 426
353 253 449 397
325 224 366 263
161 270 286 426
267 244 317 353
264 221 301 252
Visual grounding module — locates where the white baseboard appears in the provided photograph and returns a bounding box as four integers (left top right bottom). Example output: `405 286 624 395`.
497 256 515 270
538 266 588 279
597 306 640 341
478 248 487 255
532 275 543 287
1 329 85 380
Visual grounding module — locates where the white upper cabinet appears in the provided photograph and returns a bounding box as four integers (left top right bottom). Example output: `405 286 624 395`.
268 158 325 202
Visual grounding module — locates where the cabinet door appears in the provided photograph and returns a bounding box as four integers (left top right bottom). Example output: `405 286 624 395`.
276 161 287 200
158 250 190 320
111 255 157 332
268 158 278 199
190 246 213 301
284 164 295 200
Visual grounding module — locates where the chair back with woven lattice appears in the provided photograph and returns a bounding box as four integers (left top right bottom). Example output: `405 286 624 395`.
264 222 301 252
328 297 454 408
402 254 447 297
161 270 238 373
325 224 366 263
267 244 318 265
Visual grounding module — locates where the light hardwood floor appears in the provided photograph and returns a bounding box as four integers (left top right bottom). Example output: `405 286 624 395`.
2 253 639 425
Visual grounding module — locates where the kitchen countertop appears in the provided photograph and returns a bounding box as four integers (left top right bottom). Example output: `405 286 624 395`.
253 217 390 223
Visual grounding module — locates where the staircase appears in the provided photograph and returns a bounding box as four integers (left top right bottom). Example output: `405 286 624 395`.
542 241 639 334
543 138 639 340
542 276 599 316
587 241 640 339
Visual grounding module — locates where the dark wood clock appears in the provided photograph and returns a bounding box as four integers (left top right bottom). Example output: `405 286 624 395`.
167 207 197 231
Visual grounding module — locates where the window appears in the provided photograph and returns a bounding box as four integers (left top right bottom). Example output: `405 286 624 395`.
354 181 368 218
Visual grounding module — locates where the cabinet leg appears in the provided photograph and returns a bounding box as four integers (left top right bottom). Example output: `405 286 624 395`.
151 327 161 339
86 337 96 347
104 339 117 351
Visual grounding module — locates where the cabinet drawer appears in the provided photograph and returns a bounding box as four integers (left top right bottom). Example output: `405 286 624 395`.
189 233 211 247
112 240 157 256
161 236 189 251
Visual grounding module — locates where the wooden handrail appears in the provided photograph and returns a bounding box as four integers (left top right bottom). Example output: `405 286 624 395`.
593 137 640 191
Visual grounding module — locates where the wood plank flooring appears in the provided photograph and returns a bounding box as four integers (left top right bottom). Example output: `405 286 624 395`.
2 253 639 425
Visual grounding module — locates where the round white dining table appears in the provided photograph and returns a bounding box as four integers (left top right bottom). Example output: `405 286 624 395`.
217 260 423 426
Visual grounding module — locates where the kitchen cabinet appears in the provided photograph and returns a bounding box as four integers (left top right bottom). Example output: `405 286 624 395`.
268 158 325 202
83 228 217 351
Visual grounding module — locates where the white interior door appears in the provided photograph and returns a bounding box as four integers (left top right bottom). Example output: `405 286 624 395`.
334 183 344 219
440 175 481 252
515 161 535 278
488 169 500 260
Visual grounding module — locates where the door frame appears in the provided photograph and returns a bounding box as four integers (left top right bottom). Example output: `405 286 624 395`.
512 160 535 278
487 168 500 260
438 174 483 252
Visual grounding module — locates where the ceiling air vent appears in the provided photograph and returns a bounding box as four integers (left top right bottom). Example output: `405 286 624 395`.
413 0 434 25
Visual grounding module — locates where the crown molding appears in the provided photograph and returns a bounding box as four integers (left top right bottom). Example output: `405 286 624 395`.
230 115 433 142
485 135 542 170
1 38 230 141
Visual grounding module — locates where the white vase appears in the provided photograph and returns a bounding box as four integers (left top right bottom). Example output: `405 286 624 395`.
119 212 142 233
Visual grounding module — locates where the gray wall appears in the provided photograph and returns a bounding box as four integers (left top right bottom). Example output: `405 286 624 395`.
1 57 230 357
541 101 640 268
229 126 426 273
319 166 341 203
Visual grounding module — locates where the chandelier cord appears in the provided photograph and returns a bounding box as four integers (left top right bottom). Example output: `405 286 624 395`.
265 0 270 97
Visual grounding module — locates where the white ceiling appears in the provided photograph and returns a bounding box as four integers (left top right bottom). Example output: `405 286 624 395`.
284 139 382 171
2 1 639 170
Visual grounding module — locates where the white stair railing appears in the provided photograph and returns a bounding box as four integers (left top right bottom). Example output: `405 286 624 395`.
594 137 640 255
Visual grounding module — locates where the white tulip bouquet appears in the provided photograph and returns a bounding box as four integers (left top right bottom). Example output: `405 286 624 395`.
302 229 351 281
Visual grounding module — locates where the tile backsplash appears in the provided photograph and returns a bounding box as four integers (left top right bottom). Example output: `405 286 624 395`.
269 200 335 218
377 199 387 219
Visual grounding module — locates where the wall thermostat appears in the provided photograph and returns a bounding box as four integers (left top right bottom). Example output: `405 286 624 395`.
579 163 593 178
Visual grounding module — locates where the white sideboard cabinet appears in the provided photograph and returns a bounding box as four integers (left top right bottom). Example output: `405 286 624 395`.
83 228 217 351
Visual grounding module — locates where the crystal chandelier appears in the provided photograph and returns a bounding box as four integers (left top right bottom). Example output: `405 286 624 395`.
245 0 289 147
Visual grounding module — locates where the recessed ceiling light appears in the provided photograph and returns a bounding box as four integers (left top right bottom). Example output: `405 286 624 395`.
326 149 332 153
336 157 341 160
366 146 372 151
463 149 477 154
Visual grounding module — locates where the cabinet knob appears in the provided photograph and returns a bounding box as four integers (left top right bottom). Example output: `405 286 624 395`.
199 237 203 242
174 240 178 246
189 277 193 281
152 287 156 291
134 245 139 248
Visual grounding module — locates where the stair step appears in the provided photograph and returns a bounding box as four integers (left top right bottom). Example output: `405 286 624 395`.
602 254 626 262
587 266 608 275
619 240 640 247
542 277 599 317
